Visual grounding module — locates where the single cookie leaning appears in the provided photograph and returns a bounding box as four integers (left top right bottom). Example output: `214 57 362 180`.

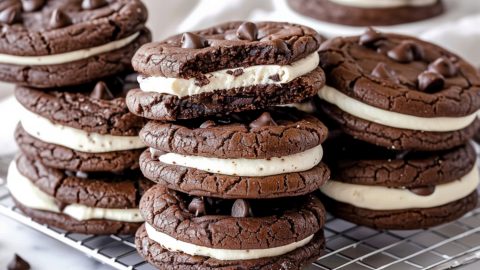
139 108 330 199
15 73 147 172
136 185 325 269
287 0 444 26
7 154 153 234
127 21 325 121
318 29 480 151
320 135 478 230
0 0 151 88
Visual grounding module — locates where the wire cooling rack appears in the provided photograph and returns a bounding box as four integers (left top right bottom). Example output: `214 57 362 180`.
1 154 480 270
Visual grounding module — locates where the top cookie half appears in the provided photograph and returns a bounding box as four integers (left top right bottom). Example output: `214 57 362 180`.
127 21 325 121
0 0 150 88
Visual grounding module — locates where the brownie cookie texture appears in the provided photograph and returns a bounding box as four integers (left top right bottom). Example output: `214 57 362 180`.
136 185 325 269
0 0 150 88
287 0 444 26
6 154 153 234
320 135 479 229
14 74 147 172
127 21 325 120
140 108 330 199
318 28 480 151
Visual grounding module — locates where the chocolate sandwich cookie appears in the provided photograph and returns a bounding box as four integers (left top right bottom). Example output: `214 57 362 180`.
136 185 325 269
127 21 325 121
320 135 479 229
139 108 330 199
287 0 444 26
318 29 480 151
0 0 150 88
7 154 153 234
14 74 147 172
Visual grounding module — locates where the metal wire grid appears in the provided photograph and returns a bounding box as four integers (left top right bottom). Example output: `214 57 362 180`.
1 153 480 270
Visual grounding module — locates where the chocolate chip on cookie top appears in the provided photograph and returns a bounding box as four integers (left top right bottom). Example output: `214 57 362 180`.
0 0 150 87
127 21 325 120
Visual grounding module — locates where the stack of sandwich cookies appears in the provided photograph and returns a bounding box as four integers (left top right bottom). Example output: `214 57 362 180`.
128 21 330 269
0 0 150 88
320 135 479 230
127 21 325 121
287 0 444 26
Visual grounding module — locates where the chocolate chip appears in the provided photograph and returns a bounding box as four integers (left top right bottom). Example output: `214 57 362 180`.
188 197 206 217
359 27 385 46
49 9 71 29
90 81 114 100
418 71 445 92
0 6 20 25
408 185 435 196
371 63 399 83
200 120 216 128
7 254 30 270
181 32 207 49
22 0 45 12
231 199 252 217
272 39 289 53
236 21 258 41
81 0 107 10
387 41 424 63
319 51 344 70
249 112 277 128
226 69 244 77
428 57 457 77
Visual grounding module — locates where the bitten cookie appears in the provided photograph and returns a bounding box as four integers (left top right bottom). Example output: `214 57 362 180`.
15 73 147 172
320 135 478 230
287 0 444 26
139 108 330 199
0 0 150 88
318 29 480 151
7 154 153 234
127 21 325 121
136 185 326 269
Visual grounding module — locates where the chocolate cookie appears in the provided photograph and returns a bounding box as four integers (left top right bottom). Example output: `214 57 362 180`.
136 185 326 269
320 135 479 229
127 21 325 120
139 108 330 198
287 0 444 26
7 154 153 234
318 29 480 151
14 74 147 172
0 0 150 88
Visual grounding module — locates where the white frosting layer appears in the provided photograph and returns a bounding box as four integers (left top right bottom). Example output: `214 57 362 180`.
0 32 140 66
139 52 319 97
328 0 437 8
20 106 145 153
157 144 323 177
145 223 313 260
7 161 143 222
320 164 479 210
318 85 478 132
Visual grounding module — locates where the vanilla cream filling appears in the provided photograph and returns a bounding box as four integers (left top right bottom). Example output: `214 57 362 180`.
156 144 323 177
328 0 437 8
139 52 319 97
320 164 479 210
7 161 143 222
0 32 140 65
145 223 313 260
318 85 478 132
278 102 316 113
20 106 145 153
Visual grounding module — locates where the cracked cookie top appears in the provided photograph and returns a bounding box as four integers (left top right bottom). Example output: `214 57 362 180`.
132 21 322 79
0 0 147 56
324 134 477 188
140 108 328 159
15 73 146 136
139 185 325 250
319 29 480 117
16 154 153 209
